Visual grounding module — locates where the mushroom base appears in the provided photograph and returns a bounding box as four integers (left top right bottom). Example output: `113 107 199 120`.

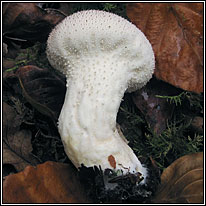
78 157 160 203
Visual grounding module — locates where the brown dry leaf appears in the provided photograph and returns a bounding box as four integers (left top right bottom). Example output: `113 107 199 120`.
3 130 36 173
3 161 92 203
57 2 73 15
132 78 176 134
3 102 39 172
16 65 66 122
3 2 65 43
190 116 203 135
151 152 203 203
127 3 203 93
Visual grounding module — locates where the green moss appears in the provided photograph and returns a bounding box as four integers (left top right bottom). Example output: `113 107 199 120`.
5 42 49 72
155 91 188 106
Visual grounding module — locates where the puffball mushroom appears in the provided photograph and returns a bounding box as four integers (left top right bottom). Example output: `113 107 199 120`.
47 10 155 183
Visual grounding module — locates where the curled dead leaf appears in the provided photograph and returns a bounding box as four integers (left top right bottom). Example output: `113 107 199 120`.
16 65 66 122
3 161 92 203
151 152 203 203
132 78 176 134
127 3 203 93
3 102 39 172
3 3 65 43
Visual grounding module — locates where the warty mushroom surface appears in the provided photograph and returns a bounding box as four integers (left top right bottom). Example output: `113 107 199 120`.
46 10 155 183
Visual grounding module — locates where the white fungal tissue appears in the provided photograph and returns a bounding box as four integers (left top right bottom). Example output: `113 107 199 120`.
47 10 155 183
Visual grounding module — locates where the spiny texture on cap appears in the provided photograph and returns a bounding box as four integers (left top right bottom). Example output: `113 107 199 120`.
47 10 154 92
46 10 155 182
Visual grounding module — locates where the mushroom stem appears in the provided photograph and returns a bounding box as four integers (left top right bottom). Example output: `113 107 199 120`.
58 56 147 179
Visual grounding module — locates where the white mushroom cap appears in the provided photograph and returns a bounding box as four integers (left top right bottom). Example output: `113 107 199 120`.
47 10 155 182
